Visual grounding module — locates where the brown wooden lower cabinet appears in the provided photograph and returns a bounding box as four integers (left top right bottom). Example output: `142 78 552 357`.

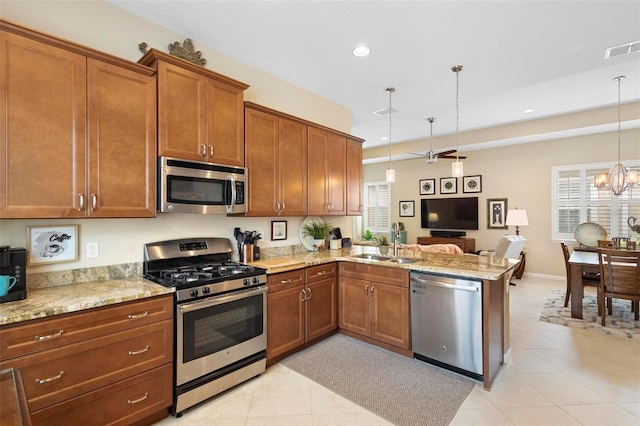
267 264 337 362
0 295 173 425
338 263 410 350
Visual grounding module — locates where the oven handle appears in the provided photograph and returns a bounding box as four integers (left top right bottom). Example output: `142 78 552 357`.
177 285 267 313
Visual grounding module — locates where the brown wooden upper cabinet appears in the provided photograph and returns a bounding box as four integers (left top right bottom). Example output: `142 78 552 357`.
346 138 364 215
308 126 347 216
138 50 248 167
0 21 156 219
245 104 307 216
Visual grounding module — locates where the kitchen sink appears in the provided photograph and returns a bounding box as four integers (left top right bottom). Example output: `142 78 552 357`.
350 253 392 261
386 257 419 264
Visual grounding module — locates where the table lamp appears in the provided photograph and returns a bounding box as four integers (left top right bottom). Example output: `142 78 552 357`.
506 209 529 235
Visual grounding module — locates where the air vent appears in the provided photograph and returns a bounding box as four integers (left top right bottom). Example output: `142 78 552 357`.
372 107 398 117
605 40 640 59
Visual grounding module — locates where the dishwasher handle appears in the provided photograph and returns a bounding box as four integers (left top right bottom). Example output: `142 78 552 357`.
411 276 480 293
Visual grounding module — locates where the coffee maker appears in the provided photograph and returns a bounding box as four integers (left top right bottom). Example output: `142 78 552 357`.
0 246 27 303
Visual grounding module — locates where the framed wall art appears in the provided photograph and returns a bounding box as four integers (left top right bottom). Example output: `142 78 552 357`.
399 201 415 217
463 175 482 193
271 220 287 241
440 177 457 194
419 178 436 195
27 224 79 266
487 198 508 229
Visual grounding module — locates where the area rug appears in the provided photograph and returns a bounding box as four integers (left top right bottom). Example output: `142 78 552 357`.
539 290 640 339
280 334 474 426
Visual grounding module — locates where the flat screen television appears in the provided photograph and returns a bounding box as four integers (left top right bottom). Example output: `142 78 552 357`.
420 197 479 230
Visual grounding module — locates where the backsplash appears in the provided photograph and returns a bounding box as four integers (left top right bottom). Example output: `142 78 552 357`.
27 263 142 290
26 243 311 290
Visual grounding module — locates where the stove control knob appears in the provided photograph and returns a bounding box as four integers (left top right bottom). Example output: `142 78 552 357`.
202 286 210 295
190 289 199 297
253 276 261 284
243 278 250 286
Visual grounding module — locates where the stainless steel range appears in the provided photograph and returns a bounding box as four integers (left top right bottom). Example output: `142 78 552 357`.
144 237 267 416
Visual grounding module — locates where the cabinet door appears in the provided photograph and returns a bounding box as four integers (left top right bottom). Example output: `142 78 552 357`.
206 78 244 166
87 59 156 218
338 276 370 336
326 132 346 215
157 61 206 161
305 278 337 341
0 31 86 218
245 107 279 216
278 118 307 216
307 126 329 215
266 286 305 360
346 138 363 216
370 282 410 349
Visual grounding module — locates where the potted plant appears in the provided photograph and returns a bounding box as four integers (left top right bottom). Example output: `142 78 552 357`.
392 222 407 244
302 219 332 248
375 234 391 255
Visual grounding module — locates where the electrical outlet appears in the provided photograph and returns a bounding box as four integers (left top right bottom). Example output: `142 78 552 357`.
87 242 99 258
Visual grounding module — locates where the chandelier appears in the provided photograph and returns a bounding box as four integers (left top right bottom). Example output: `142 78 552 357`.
595 75 638 195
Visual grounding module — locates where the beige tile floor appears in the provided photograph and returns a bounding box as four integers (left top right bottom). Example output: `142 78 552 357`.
156 276 640 425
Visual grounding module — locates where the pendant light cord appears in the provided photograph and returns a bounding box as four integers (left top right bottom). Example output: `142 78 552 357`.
387 87 395 170
452 65 463 162
616 76 623 166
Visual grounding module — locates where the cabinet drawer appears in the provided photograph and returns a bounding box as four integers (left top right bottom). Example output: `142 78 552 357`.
30 364 172 426
0 319 172 411
339 262 409 288
0 295 172 360
268 269 305 293
305 262 336 284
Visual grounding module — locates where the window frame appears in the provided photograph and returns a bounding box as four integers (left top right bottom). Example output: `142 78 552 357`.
551 160 640 242
363 181 391 233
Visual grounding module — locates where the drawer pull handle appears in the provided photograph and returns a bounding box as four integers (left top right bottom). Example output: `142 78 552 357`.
128 311 149 319
35 371 64 384
127 392 149 405
35 330 64 341
280 279 292 284
128 345 149 356
316 270 326 275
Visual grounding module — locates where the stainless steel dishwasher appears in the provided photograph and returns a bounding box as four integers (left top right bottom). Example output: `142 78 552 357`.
410 272 483 380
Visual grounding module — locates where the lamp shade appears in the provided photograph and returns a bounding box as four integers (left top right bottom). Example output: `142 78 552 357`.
506 209 529 227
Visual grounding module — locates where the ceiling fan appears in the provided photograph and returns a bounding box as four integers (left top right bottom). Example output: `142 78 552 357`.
409 117 467 164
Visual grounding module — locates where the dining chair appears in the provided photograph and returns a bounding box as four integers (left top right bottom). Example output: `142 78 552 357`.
597 240 613 248
561 241 600 307
597 248 640 325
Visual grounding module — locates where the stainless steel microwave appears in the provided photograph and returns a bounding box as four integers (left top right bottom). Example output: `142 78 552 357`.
158 157 246 214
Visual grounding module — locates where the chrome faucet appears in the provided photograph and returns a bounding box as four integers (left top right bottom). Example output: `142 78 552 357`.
393 228 402 257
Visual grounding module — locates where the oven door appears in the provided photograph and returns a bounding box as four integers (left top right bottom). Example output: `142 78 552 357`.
176 285 267 386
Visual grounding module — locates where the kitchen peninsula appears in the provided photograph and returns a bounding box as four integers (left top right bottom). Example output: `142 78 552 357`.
252 246 517 390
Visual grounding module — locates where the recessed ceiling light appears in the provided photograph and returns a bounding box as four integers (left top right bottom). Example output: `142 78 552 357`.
352 45 371 57
381 136 388 141
523 108 535 114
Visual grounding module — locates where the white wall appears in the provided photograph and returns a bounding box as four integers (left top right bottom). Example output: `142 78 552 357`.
365 128 640 277
0 1 354 273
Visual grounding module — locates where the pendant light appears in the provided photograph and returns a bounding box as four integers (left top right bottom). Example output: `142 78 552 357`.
385 87 396 183
595 75 638 195
451 65 464 178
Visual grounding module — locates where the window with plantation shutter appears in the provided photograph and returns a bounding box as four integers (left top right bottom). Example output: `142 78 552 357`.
363 182 391 233
552 161 640 242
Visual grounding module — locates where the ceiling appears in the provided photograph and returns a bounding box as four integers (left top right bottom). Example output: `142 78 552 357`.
109 0 640 156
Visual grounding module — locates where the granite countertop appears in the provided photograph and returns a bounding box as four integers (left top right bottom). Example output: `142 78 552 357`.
250 246 518 281
0 277 172 327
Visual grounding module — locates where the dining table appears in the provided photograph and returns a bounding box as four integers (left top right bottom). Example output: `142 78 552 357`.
567 250 600 319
